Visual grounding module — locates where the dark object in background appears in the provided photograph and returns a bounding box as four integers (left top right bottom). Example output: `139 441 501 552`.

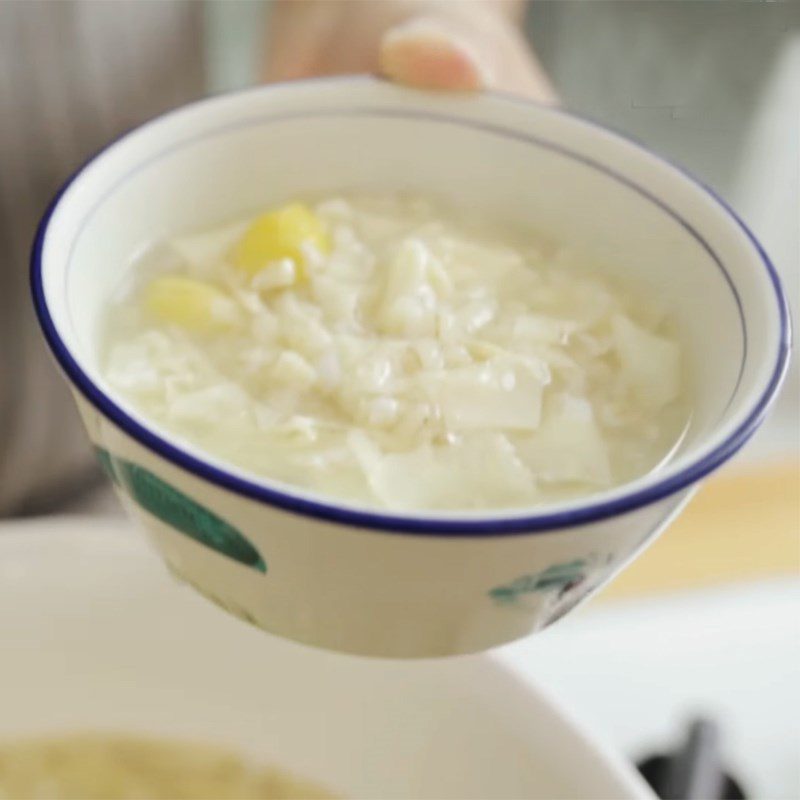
637 718 746 799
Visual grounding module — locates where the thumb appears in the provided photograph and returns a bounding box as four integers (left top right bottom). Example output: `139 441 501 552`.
379 11 557 102
380 16 490 92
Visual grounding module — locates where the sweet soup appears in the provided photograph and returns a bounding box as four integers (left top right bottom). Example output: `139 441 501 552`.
0 733 334 799
103 195 688 511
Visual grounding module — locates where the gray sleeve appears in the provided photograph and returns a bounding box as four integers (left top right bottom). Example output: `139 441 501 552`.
0 0 205 515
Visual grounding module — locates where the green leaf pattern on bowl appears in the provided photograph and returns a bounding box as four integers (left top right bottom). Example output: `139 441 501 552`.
489 559 589 605
95 447 266 573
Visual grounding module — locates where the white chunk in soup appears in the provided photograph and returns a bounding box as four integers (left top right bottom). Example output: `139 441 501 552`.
102 195 689 511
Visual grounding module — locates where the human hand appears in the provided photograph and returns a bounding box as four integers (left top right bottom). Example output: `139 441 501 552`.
264 0 557 103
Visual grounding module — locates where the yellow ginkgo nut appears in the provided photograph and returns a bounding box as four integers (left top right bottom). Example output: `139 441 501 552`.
144 275 235 332
233 203 330 277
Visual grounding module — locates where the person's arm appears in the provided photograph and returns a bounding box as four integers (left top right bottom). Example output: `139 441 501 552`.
264 0 556 102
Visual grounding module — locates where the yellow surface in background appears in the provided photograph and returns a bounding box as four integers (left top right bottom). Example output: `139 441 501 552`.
595 459 800 601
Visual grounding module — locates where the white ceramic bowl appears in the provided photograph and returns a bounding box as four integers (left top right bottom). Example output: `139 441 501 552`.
32 77 790 657
0 519 653 800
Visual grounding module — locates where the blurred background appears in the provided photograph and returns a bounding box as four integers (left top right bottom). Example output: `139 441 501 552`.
1 1 797 798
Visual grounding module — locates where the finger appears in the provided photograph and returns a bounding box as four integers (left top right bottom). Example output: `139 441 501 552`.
380 10 558 103
380 17 490 92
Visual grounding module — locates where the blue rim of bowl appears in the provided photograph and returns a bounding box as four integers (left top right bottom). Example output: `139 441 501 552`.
30 76 791 536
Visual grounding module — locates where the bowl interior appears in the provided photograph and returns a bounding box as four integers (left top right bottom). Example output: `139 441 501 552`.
0 520 651 800
37 77 787 515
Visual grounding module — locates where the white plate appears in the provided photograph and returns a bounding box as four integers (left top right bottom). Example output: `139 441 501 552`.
0 517 652 799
